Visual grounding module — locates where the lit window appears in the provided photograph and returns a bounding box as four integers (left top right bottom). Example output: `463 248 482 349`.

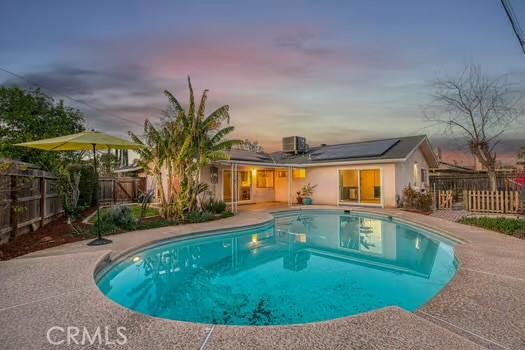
293 168 306 178
256 170 274 188
277 170 288 178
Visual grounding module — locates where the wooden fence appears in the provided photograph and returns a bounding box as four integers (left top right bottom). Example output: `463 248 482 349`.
98 176 146 204
463 190 524 214
0 171 62 244
437 190 453 209
430 173 521 192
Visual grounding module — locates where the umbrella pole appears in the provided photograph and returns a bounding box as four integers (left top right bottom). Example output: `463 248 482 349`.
88 143 112 246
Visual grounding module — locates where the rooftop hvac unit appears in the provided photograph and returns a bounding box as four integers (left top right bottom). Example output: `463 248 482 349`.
282 136 307 154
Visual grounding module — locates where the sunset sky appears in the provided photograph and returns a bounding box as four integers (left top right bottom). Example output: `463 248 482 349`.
1 0 524 165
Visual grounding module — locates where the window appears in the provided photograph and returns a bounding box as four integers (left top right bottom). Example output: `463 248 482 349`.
420 168 428 185
277 170 287 178
293 168 306 178
339 168 381 205
256 169 274 188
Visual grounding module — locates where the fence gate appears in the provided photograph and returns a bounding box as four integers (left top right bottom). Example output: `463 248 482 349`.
98 177 146 204
437 190 454 209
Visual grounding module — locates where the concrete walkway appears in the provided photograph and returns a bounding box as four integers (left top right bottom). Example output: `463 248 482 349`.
1 206 524 349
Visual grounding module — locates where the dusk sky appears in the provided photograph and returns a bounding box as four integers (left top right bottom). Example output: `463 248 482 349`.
1 0 524 165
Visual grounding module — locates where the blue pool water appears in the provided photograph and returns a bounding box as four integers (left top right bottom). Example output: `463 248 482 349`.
97 211 458 325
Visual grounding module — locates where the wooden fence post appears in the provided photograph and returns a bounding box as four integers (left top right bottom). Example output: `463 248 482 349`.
112 178 117 204
39 176 46 227
9 175 17 240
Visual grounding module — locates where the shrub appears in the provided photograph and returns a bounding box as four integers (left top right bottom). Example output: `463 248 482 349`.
186 210 215 223
415 192 433 212
91 205 137 234
90 211 118 235
402 186 433 212
211 200 227 214
402 186 417 208
221 210 234 218
200 195 227 214
107 205 137 230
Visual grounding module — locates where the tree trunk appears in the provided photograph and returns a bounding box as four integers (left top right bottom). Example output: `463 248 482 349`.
487 170 497 191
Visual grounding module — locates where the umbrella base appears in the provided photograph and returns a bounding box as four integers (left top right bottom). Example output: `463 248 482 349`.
87 237 113 246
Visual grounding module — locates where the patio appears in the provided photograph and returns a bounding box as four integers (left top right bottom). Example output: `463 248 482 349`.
0 206 524 349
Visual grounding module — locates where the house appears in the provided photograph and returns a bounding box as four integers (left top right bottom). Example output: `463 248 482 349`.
429 161 476 176
200 135 438 209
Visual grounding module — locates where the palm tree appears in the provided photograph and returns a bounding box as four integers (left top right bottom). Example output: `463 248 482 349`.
132 77 240 221
164 77 240 218
129 120 171 218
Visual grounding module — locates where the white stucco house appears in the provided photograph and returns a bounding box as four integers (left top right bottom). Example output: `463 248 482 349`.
199 135 438 210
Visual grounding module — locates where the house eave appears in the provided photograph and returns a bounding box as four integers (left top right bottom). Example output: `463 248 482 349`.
218 158 407 168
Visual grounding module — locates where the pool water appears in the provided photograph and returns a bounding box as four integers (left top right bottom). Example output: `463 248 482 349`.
97 211 457 326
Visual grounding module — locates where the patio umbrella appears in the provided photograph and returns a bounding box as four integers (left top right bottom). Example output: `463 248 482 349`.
15 131 142 246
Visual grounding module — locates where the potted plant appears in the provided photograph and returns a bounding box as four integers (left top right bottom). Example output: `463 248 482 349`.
301 183 317 205
296 191 303 205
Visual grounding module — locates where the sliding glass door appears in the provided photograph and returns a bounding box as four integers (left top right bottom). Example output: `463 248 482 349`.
223 170 251 202
339 169 358 203
360 169 381 204
339 169 381 205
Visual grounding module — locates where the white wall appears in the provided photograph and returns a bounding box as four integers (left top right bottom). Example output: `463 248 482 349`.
290 163 397 208
200 146 431 208
395 147 430 198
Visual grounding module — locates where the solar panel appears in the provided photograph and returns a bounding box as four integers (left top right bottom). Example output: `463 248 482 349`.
310 139 400 161
228 150 273 162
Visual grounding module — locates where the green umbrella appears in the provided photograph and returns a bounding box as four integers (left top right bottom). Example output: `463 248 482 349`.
16 131 142 245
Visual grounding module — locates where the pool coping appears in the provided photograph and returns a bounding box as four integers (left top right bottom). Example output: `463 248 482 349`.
1 206 524 349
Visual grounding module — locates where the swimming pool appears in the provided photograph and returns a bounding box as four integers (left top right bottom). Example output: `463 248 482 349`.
97 211 458 326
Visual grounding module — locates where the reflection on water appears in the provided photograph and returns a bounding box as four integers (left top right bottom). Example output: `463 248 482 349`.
99 212 456 325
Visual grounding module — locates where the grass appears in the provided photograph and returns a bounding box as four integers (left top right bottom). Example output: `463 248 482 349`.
459 217 525 239
89 204 159 224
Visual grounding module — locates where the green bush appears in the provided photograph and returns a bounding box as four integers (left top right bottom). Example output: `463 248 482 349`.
459 217 525 237
403 186 433 212
91 205 137 234
221 210 234 218
90 212 118 235
415 192 433 212
186 210 215 223
108 205 137 230
200 196 227 214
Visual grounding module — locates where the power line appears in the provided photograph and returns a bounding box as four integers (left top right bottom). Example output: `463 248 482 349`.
0 66 147 128
501 0 525 55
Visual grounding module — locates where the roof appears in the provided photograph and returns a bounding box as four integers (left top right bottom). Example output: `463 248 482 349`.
432 161 476 173
226 135 437 167
226 149 275 163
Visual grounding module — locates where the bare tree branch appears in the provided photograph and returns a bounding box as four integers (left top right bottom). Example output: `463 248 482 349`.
427 64 524 190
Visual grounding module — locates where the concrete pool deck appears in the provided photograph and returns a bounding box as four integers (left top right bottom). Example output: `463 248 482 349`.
0 206 524 349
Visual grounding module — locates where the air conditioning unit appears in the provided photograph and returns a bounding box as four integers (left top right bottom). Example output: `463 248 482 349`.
282 136 307 154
